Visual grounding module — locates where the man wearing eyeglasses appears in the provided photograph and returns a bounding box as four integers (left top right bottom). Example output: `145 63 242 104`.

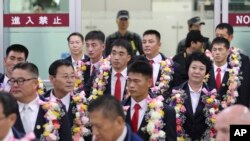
0 44 28 92
43 59 92 141
9 62 72 141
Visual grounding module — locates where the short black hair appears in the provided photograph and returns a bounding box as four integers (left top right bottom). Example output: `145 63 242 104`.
49 59 74 76
186 51 212 74
216 23 234 35
85 30 105 43
0 91 18 117
128 60 152 78
6 44 29 60
13 62 39 77
185 30 204 47
211 37 230 50
67 32 84 42
111 39 133 56
88 95 125 121
143 29 161 41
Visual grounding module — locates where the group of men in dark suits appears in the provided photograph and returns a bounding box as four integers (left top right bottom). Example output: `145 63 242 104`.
1 22 250 140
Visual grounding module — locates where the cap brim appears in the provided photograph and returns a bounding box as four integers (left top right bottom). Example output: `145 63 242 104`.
118 15 129 19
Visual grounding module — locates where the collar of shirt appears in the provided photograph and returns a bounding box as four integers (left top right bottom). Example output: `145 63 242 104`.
213 63 228 74
147 53 162 64
188 84 202 93
2 128 14 141
112 67 127 78
3 75 10 92
18 95 40 112
49 90 71 111
91 57 103 70
71 55 85 64
116 126 127 141
131 97 148 112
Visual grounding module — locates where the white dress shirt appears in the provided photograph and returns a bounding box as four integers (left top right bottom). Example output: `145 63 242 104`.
147 54 162 85
111 68 127 100
49 91 71 112
18 95 40 133
188 84 202 114
130 98 148 130
213 63 228 82
3 75 11 92
2 129 14 141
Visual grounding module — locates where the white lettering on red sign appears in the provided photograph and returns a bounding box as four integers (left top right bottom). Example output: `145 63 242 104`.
25 16 34 25
53 16 62 25
236 15 250 24
39 16 48 25
11 16 21 25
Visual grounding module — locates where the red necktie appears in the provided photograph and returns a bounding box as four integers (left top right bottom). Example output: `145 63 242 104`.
92 65 96 75
149 60 154 87
131 104 141 133
114 73 121 101
216 67 221 90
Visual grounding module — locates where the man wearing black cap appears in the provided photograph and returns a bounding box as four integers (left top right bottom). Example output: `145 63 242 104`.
105 10 143 57
173 30 205 85
176 16 210 54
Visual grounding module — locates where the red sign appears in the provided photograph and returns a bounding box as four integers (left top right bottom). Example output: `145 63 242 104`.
229 13 250 26
4 13 69 27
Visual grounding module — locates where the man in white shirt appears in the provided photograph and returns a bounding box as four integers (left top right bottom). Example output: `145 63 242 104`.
0 91 20 140
10 62 72 141
142 29 181 95
208 37 231 103
88 95 143 141
0 44 29 92
123 61 176 141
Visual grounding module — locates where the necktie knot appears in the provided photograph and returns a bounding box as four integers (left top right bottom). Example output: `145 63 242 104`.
134 104 141 110
149 60 154 65
92 65 96 73
116 72 121 78
217 67 221 72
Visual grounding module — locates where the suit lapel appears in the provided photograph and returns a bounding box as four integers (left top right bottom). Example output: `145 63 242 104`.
34 106 46 139
14 107 25 134
208 69 216 89
68 96 75 127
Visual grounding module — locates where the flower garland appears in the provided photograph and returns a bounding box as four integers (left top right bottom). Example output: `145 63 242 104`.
221 47 242 108
142 95 166 141
205 47 242 108
89 56 111 101
201 88 220 140
169 88 219 140
71 91 91 141
150 58 174 95
74 60 90 90
37 77 45 95
38 100 66 141
10 132 36 141
168 89 187 141
122 96 166 141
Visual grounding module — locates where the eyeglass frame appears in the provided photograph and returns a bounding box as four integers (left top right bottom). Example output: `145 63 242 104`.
7 77 38 86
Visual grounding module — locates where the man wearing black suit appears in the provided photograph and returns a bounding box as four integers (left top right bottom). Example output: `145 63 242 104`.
170 52 214 140
65 32 89 64
208 37 231 106
0 44 29 92
142 29 181 96
88 95 143 141
10 62 71 141
215 23 250 107
86 39 132 100
44 59 91 141
0 91 25 140
123 61 176 141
